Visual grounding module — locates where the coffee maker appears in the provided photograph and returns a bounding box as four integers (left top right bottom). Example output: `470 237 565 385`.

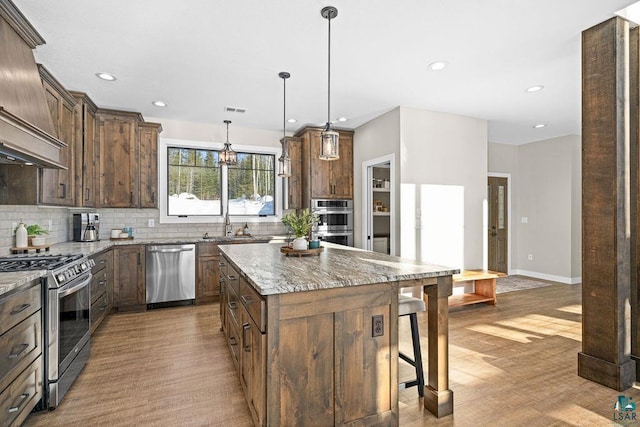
73 213 100 242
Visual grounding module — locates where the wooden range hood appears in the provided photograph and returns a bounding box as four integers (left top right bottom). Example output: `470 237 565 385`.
0 0 65 169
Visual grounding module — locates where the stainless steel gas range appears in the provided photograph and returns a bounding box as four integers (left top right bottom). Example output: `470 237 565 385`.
0 253 94 408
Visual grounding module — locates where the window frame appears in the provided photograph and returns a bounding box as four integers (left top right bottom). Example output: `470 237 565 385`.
159 137 283 225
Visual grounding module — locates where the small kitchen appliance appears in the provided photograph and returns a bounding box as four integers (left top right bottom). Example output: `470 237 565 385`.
73 213 100 242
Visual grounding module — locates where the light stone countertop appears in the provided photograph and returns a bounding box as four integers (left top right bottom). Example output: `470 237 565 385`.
218 242 459 296
0 235 286 298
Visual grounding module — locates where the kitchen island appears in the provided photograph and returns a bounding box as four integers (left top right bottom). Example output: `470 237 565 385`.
218 242 458 426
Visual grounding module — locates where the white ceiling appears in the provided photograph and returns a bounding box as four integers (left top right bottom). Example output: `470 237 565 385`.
13 0 637 145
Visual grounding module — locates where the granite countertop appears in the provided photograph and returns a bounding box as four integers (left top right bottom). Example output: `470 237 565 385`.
0 235 287 298
218 242 459 296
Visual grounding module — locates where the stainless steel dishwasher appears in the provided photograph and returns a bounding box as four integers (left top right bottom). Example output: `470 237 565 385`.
146 244 196 307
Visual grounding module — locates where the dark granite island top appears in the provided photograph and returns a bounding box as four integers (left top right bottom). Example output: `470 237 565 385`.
218 242 458 425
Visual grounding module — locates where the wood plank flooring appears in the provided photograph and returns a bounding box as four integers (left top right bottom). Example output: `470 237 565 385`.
24 283 639 426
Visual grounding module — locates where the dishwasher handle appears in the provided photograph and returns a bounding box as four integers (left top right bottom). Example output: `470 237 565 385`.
147 247 194 254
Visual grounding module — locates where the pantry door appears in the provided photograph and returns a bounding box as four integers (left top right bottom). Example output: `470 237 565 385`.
488 176 508 273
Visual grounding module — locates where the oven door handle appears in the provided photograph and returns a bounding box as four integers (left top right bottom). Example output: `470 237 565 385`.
57 275 92 298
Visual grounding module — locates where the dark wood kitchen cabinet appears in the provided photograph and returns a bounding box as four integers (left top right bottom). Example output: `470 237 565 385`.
89 248 113 333
284 136 303 209
70 91 98 207
96 109 161 208
39 65 76 206
293 127 354 208
0 280 43 427
196 242 220 304
138 122 161 208
0 66 77 205
113 245 146 311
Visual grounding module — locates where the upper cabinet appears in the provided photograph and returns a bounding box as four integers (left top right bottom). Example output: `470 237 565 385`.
96 109 161 208
70 91 98 207
293 127 354 208
38 65 76 206
138 122 161 208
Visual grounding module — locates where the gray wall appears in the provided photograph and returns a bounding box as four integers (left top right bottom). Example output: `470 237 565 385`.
488 135 581 283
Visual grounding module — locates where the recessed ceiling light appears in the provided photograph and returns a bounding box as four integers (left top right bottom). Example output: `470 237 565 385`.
526 85 544 93
95 72 116 81
287 118 297 123
427 61 448 71
152 101 168 107
336 117 348 122
533 123 546 128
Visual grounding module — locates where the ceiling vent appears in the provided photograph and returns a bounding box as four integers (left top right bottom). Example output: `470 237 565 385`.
224 106 247 113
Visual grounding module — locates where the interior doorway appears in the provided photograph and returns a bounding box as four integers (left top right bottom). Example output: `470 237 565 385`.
488 176 508 273
362 154 395 255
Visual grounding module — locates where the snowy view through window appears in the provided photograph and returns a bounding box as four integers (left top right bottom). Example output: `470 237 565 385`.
167 147 274 216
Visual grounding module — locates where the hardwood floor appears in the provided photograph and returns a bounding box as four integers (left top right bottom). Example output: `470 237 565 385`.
24 283 639 426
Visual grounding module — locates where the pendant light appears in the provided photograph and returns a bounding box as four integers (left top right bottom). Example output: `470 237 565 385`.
219 120 237 166
278 71 291 177
319 6 339 161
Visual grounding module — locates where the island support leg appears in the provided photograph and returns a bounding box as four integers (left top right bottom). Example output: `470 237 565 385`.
423 275 453 417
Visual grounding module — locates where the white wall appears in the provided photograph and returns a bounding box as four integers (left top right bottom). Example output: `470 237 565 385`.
354 107 488 269
488 135 581 283
399 107 487 269
146 116 284 147
353 108 401 252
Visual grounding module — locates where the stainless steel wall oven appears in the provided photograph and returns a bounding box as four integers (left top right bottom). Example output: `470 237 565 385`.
311 199 354 246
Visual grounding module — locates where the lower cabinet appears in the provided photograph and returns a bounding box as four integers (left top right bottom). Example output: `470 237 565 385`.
196 243 220 304
220 252 396 426
89 249 113 333
0 280 43 427
113 245 146 311
221 254 266 426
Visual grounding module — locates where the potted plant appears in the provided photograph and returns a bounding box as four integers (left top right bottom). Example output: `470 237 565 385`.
282 209 318 250
26 224 49 246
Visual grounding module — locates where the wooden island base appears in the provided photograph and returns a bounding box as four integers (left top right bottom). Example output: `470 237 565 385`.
218 243 456 426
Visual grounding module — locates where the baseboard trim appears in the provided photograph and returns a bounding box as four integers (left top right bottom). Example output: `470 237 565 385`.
510 269 581 285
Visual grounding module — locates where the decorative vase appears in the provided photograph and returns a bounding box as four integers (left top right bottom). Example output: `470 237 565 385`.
292 237 308 251
15 223 27 248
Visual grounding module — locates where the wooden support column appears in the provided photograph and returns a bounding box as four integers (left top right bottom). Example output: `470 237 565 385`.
580 17 636 391
423 275 453 417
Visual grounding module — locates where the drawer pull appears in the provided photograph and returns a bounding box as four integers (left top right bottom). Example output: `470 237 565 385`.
8 343 29 359
241 295 253 305
228 301 237 310
8 392 29 413
98 280 106 286
229 336 237 345
228 275 237 280
99 305 107 312
243 323 251 352
100 260 106 266
219 262 226 267
10 304 30 315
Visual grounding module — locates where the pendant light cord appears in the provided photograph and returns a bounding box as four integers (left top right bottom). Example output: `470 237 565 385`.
283 75 286 149
327 12 332 127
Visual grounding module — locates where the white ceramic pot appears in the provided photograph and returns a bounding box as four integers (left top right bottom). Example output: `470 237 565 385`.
292 237 308 251
31 236 46 246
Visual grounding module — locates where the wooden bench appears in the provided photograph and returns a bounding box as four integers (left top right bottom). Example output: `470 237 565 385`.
449 270 505 307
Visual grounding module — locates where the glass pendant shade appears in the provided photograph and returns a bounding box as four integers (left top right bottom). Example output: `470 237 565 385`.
278 153 291 177
219 142 237 165
320 127 339 160
219 120 237 166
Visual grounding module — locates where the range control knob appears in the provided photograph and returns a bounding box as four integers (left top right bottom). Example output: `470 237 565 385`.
57 273 66 283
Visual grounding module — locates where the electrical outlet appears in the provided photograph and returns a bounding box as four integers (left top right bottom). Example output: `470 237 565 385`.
11 222 17 235
372 315 384 337
48 219 53 231
528 254 533 261
148 219 155 228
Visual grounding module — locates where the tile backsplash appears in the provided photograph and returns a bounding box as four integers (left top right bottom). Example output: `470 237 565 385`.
0 205 289 254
